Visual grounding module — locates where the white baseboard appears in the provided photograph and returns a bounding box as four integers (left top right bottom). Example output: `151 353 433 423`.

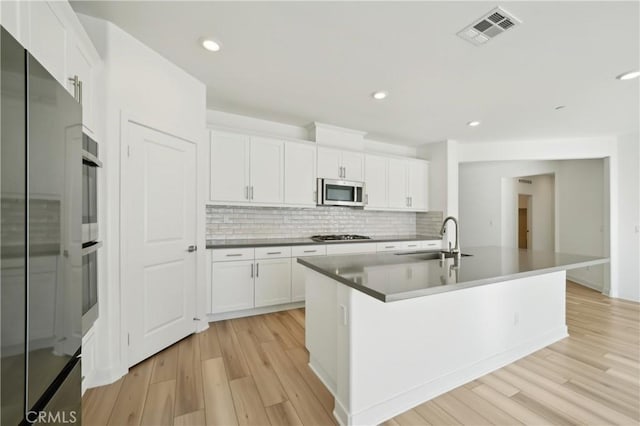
206 302 304 322
343 326 568 426
84 365 128 389
567 275 604 292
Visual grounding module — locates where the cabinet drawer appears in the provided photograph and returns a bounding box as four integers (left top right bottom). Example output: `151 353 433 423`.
212 248 255 262
291 245 326 257
255 246 291 259
403 241 422 251
377 242 405 252
326 242 377 255
421 240 443 250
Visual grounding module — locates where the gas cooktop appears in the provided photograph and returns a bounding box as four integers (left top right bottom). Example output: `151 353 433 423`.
311 234 371 242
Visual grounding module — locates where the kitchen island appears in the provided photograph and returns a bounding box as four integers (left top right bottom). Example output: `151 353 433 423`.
297 246 608 426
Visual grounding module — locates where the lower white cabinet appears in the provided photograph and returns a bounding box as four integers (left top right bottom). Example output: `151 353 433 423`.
210 238 441 315
255 258 291 307
291 245 327 302
211 259 255 313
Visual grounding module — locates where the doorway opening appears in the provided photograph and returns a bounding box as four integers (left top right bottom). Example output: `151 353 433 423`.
518 194 532 249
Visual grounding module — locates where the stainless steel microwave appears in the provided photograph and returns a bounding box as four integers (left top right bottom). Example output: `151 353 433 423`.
317 178 365 207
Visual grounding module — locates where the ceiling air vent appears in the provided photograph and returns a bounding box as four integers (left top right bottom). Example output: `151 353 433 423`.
457 7 521 46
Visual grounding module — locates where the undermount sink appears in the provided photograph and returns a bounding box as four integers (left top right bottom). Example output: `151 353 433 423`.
395 251 473 260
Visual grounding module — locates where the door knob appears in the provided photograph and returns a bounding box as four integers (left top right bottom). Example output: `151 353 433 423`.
187 245 197 252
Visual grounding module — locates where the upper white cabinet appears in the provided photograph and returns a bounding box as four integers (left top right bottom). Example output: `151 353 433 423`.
210 131 250 203
364 154 388 208
210 131 284 205
66 34 95 133
284 141 317 207
317 147 364 181
250 136 284 204
364 156 429 212
1 1 101 136
408 160 428 211
388 158 409 209
28 2 67 84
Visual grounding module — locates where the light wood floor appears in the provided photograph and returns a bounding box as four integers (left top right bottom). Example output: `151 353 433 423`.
83 282 640 425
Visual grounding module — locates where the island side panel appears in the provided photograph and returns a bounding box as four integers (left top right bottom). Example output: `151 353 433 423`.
344 270 568 425
305 269 339 394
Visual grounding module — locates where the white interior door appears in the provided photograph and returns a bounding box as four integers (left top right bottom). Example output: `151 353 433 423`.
125 123 197 367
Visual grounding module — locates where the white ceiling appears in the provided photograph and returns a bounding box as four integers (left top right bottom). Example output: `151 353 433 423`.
71 1 639 145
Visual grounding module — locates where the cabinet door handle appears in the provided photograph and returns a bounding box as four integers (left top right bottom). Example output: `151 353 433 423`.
365 194 369 205
245 186 249 199
385 245 395 249
256 262 259 277
303 250 317 253
250 186 254 200
267 251 281 255
410 196 413 207
251 263 254 278
187 245 197 252
68 75 79 101
226 253 242 257
313 191 317 203
78 79 83 105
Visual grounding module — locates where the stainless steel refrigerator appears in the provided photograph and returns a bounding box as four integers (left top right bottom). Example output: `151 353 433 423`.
1 27 82 424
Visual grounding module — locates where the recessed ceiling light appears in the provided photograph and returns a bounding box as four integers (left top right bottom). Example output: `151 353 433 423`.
554 105 566 110
616 70 640 81
372 91 388 100
201 38 221 52
467 120 481 127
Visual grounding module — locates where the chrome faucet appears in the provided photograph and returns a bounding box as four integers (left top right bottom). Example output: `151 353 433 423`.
439 216 460 259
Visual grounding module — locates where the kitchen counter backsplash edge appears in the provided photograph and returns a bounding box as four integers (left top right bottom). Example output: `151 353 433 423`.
207 234 443 249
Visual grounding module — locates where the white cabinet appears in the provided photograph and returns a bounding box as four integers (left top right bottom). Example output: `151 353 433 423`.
364 155 429 212
317 147 364 181
28 1 67 85
376 241 422 252
0 1 101 137
250 136 284 204
255 258 291 307
284 141 317 207
211 246 294 314
211 260 255 313
325 242 378 255
210 131 284 205
341 150 364 181
210 131 250 203
291 245 326 302
66 35 95 133
388 158 409 209
408 160 429 211
364 154 388 208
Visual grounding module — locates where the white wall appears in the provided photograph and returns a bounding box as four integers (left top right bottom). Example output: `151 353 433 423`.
458 161 557 248
556 160 606 290
616 134 640 301
78 14 207 386
456 135 640 302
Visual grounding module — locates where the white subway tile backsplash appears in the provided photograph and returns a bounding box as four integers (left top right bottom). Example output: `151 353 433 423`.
206 205 443 240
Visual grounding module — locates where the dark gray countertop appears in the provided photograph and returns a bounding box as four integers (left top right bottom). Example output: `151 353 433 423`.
297 246 609 302
206 234 442 249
